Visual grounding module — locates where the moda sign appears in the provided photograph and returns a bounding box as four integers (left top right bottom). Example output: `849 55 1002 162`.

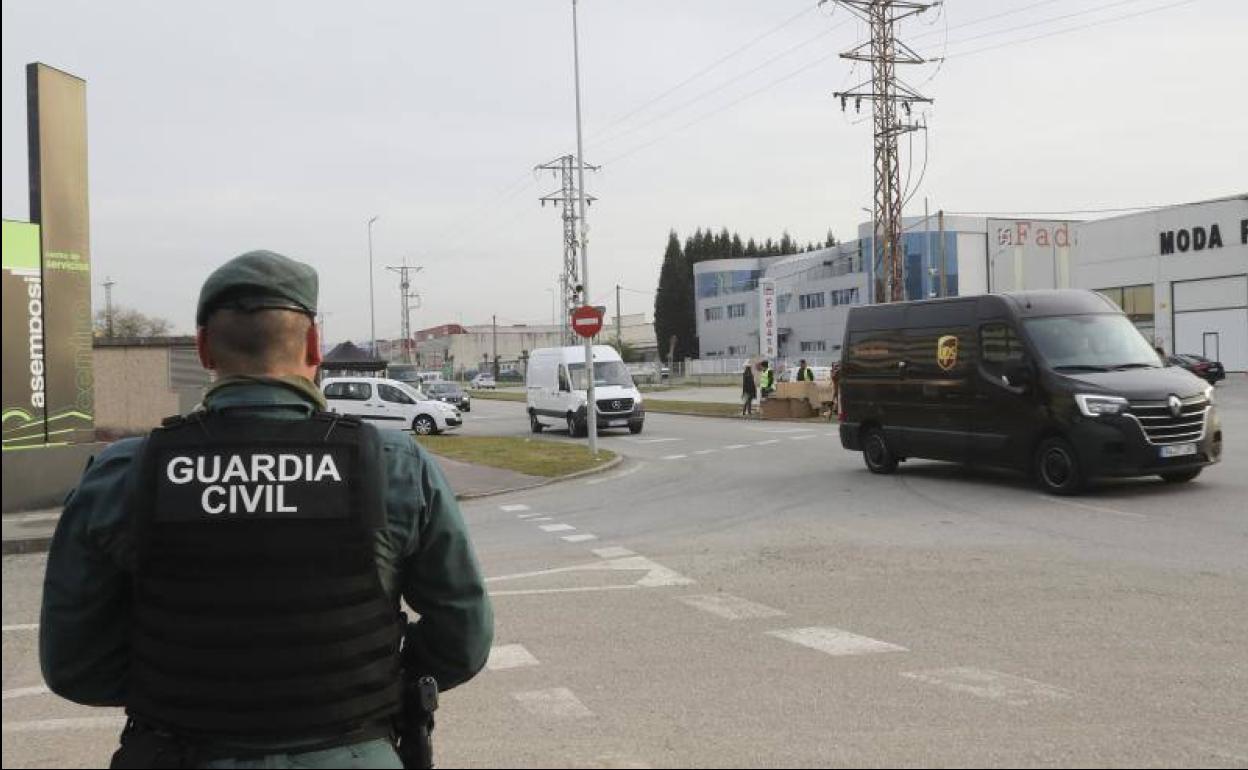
1159 218 1248 255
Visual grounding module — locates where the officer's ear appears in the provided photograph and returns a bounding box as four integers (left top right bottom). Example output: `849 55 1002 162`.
196 326 217 371
305 319 323 368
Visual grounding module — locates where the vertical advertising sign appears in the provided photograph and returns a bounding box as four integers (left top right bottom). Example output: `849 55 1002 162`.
758 279 777 362
987 219 1076 293
28 63 94 445
2 221 47 450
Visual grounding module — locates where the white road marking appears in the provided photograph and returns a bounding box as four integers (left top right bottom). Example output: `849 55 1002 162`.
1045 497 1147 520
750 427 816 434
517 513 543 519
622 437 682 444
540 524 575 533
562 533 598 543
693 449 719 455
676 594 786 620
2 624 39 632
754 439 782 446
530 517 554 522
586 462 646 486
10 512 60 522
900 667 1073 706
500 504 531 513
2 716 127 733
661 454 688 460
512 688 594 719
486 554 693 588
486 644 540 671
724 444 748 450
789 435 816 441
578 753 653 769
492 585 640 597
593 546 636 559
767 626 907 657
2 685 50 701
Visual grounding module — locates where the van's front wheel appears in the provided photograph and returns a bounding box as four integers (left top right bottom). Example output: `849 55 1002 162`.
1035 437 1085 495
862 428 898 474
530 412 544 434
566 414 584 438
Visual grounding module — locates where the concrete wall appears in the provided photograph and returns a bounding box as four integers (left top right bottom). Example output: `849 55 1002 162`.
2 442 103 512
94 346 181 433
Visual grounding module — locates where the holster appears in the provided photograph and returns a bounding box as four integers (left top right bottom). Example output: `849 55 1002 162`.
395 675 439 769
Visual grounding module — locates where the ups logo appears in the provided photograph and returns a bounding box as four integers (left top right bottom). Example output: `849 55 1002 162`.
937 335 959 371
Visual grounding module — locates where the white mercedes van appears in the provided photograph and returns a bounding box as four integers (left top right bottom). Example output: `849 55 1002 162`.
526 345 645 436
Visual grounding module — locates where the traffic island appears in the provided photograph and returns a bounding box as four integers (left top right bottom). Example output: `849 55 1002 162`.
415 435 621 499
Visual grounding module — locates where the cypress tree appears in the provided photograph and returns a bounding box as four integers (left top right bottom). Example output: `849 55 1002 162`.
654 230 697 363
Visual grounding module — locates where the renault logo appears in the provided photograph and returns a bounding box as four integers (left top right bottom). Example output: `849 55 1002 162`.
1167 395 1182 418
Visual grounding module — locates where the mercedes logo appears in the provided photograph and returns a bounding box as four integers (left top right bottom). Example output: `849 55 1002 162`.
1167 394 1182 418
612 400 621 410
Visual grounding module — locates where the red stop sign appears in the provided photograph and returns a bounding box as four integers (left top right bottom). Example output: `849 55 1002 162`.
571 305 604 338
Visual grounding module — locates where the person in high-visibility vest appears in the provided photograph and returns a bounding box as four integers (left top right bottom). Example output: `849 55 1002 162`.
758 360 775 398
796 359 815 382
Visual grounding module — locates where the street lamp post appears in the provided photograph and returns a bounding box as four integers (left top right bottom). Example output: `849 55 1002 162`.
368 215 379 357
571 0 598 456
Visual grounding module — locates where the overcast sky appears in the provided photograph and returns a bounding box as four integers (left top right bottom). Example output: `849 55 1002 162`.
3 0 1245 342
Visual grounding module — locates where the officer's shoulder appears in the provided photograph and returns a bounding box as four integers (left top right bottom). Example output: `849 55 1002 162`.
92 435 146 466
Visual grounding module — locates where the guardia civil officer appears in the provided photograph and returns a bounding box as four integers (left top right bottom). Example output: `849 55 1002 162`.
40 251 494 769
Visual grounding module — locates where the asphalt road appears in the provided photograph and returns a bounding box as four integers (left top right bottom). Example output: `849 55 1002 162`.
4 383 1247 767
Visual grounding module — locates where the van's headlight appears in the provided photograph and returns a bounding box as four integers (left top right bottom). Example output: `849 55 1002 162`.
1204 385 1215 405
1075 393 1129 417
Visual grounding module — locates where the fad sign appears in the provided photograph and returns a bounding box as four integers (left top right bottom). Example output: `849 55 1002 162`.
571 305 604 338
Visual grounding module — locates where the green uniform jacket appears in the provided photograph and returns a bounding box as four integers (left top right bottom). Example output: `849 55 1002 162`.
39 377 494 759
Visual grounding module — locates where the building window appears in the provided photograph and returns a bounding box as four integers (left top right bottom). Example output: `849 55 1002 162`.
727 303 747 319
704 306 724 321
1098 284 1155 341
776 293 792 314
727 345 748 356
800 340 827 352
829 288 860 306
696 269 762 299
799 292 825 310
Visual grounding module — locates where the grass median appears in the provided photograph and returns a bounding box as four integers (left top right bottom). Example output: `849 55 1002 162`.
415 435 615 478
470 389 741 418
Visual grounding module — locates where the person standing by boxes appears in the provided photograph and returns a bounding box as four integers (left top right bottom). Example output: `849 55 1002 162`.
758 360 775 399
796 359 815 382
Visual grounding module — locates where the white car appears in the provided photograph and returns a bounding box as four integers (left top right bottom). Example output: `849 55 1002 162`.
471 374 497 389
322 376 461 435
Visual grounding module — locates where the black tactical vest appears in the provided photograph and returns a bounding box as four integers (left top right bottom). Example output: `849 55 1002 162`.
126 411 402 741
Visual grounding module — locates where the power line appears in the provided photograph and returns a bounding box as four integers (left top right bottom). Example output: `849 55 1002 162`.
938 0 1201 59
935 0 1150 51
590 2 820 142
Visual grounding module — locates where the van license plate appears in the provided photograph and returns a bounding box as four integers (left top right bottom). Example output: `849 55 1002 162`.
609 420 628 427
1159 443 1196 458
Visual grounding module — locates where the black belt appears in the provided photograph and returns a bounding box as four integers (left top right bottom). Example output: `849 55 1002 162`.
113 717 395 767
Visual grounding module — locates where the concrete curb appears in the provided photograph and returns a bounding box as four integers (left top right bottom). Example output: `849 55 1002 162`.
455 452 624 501
470 393 830 425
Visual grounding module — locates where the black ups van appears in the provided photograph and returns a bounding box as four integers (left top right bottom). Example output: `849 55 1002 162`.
839 290 1222 494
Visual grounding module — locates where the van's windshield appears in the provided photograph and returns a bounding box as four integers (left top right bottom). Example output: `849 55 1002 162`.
1023 314 1162 372
568 361 635 390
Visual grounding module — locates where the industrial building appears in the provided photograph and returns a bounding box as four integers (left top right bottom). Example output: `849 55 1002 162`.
694 194 1246 371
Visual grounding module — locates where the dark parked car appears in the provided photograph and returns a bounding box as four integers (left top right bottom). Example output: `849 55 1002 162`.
425 381 471 412
1167 353 1226 384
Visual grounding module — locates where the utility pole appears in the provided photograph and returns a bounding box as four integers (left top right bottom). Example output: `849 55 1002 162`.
385 260 423 364
615 283 623 349
367 215 379 355
491 314 498 377
102 276 116 338
938 209 947 298
924 197 932 299
830 0 935 303
537 155 598 346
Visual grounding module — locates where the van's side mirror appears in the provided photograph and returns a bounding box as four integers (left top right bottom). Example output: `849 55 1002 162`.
1004 362 1032 388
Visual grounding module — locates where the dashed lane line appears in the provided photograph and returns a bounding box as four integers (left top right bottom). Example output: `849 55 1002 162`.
517 513 543 519
592 546 636 559
661 454 688 460
3 716 127 733
2 685 50 701
2 624 39 632
900 667 1073 706
754 439 781 446
486 644 540 671
530 517 554 522
540 524 576 533
1045 497 1147 521
562 533 598 543
789 435 816 441
693 449 718 455
767 626 908 657
676 594 786 621
723 444 748 450
512 688 594 719
499 504 531 513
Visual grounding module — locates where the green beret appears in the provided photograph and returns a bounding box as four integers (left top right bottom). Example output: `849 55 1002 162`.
196 250 318 326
